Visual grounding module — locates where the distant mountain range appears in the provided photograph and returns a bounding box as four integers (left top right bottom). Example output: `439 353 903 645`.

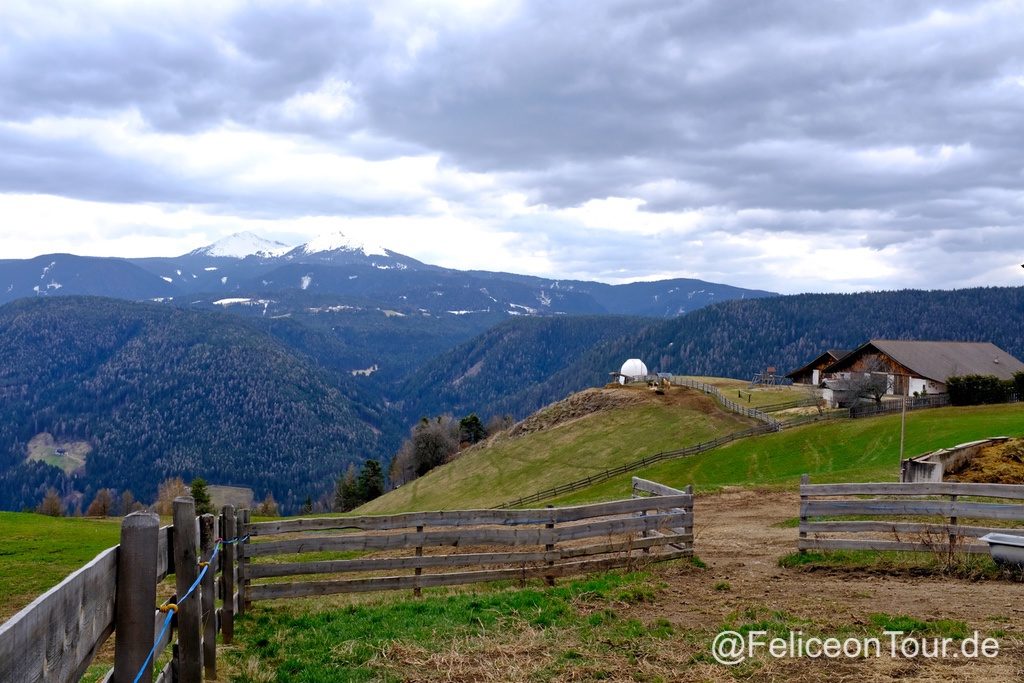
0 234 778 512
0 230 777 317
3 233 1020 514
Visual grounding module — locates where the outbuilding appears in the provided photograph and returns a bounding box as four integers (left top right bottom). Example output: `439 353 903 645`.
785 349 850 386
617 358 649 384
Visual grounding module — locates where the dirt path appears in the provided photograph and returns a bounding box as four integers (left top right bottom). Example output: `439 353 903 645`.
641 488 1024 681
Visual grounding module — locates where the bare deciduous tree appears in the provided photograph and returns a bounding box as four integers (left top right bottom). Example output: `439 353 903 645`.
833 357 891 405
86 488 114 517
154 477 189 515
37 488 63 517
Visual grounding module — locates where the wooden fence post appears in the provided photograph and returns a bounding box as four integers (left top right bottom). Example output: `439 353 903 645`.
199 514 217 680
413 525 424 598
639 507 650 555
799 474 809 554
237 509 251 614
173 496 203 682
545 505 556 587
948 493 958 563
684 484 694 552
112 511 160 683
219 505 236 644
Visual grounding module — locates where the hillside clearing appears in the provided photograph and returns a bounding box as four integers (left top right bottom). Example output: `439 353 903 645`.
25 432 92 475
359 385 755 513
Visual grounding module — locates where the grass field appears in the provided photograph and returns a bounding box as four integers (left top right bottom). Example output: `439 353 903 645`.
678 376 816 409
225 569 691 682
0 512 121 620
359 387 754 514
549 403 1024 505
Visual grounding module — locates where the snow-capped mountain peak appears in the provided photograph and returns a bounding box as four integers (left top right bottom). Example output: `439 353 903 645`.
191 232 292 258
294 231 389 257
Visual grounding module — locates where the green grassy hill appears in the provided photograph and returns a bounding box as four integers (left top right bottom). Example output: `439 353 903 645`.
550 403 1024 505
365 384 1024 513
360 385 756 513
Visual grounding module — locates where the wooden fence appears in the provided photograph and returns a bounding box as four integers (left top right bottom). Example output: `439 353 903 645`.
798 475 1024 554
0 497 247 683
849 394 951 418
670 377 782 428
240 478 693 602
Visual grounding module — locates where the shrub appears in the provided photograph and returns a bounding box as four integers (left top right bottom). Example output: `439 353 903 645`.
947 374 1012 405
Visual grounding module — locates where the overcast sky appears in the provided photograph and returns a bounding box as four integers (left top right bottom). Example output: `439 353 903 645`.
1 0 1023 293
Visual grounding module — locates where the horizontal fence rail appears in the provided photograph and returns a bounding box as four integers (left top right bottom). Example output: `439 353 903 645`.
0 499 247 683
798 476 1024 555
755 397 824 413
849 394 951 418
240 480 694 603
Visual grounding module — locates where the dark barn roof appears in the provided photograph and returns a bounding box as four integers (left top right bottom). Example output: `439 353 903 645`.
824 340 1024 383
785 348 851 380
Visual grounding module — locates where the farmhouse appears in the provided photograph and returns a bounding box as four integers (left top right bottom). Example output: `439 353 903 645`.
821 339 1024 397
785 349 850 385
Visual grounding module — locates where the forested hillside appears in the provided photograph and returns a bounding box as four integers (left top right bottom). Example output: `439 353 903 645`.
415 287 1024 424
0 297 385 512
400 316 650 422
2 287 1020 512
628 287 1024 379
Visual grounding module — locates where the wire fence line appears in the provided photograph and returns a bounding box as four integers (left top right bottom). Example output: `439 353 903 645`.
497 380 853 510
495 423 776 509
497 374 999 510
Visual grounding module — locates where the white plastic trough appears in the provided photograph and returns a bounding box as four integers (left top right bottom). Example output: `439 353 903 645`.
979 533 1024 567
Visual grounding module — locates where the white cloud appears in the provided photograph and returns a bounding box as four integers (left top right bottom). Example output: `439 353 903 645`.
0 0 1022 294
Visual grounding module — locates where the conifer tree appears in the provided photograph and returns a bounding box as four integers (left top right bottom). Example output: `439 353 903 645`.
190 477 213 515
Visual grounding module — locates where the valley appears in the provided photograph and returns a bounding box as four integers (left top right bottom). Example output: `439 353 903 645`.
1 233 1023 520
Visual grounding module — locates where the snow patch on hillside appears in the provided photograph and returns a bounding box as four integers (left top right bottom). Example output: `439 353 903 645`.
295 230 388 257
193 231 291 258
351 364 379 377
508 303 538 315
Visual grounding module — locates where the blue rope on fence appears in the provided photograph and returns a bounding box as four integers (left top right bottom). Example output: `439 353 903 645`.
131 532 243 683
134 611 175 683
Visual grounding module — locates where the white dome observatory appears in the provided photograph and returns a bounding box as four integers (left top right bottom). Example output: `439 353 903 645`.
618 358 649 384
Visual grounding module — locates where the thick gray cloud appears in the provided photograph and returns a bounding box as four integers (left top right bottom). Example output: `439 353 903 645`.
0 0 1021 291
